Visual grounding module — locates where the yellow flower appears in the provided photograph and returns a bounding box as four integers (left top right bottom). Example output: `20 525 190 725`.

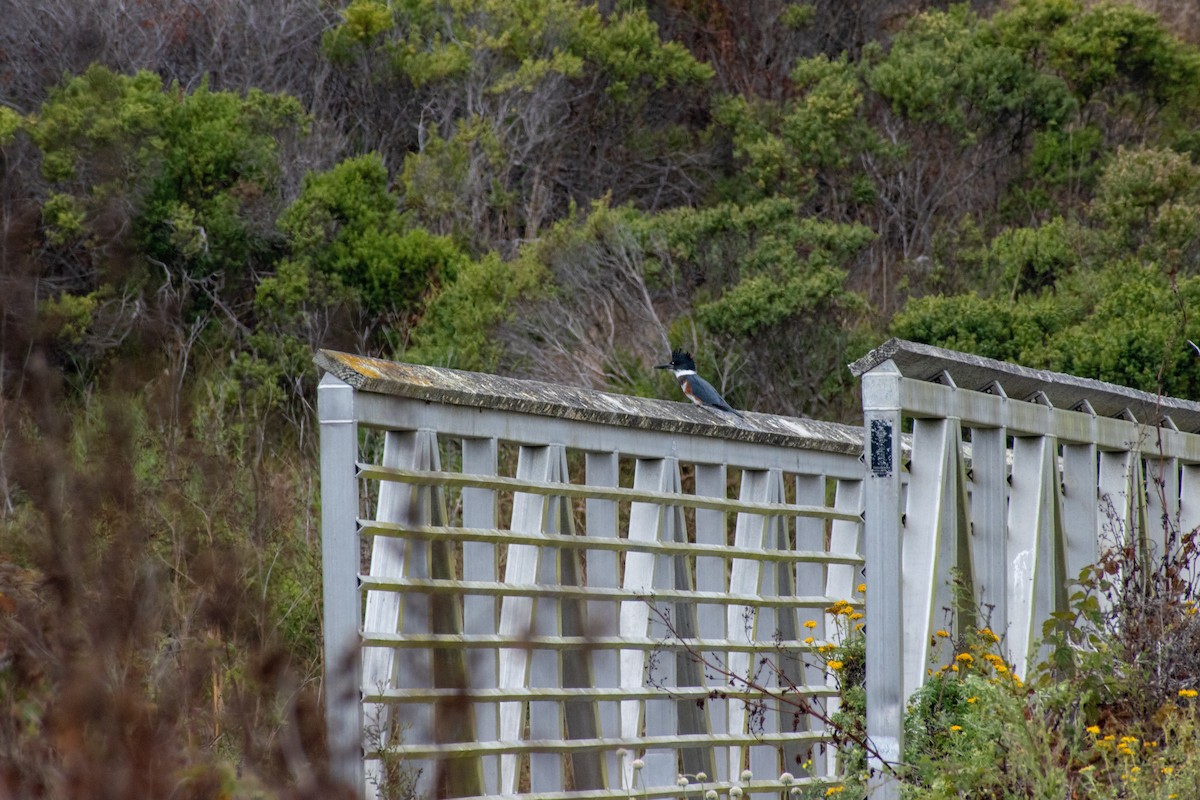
1162 766 1174 775
949 725 962 732
1086 725 1100 735
827 660 844 671
804 636 815 645
955 653 974 664
854 622 865 631
824 786 844 796
804 620 818 630
978 627 1000 642
935 629 951 638
856 583 866 593
966 696 978 704
1178 688 1198 698
826 600 853 615
849 612 864 620
950 664 959 672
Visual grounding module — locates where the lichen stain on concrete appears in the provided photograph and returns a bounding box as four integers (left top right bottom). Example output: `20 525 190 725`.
336 352 386 380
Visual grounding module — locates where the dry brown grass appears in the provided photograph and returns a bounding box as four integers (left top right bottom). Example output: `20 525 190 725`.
0 347 351 798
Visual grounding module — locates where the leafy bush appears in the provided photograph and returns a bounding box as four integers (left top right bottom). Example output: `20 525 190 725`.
899 526 1200 798
328 0 713 252
266 152 464 323
21 65 308 388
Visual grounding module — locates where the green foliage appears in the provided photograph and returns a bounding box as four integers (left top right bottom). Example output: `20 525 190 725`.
30 67 169 184
893 265 1200 398
0 106 23 144
992 215 1079 296
648 198 872 418
894 140 1200 401
25 65 308 385
1036 266 1200 397
1009 123 1106 214
332 0 394 48
901 528 1200 799
33 66 305 276
570 3 711 100
328 0 712 250
38 289 100 344
141 82 305 275
40 192 87 245
341 0 711 95
407 251 547 371
242 154 467 421
1090 146 1200 251
720 54 875 201
904 671 1075 798
867 4 1077 144
269 153 463 319
396 120 502 244
1020 0 1200 109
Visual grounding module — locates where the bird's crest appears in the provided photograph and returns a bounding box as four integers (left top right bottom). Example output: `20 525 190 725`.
670 349 695 370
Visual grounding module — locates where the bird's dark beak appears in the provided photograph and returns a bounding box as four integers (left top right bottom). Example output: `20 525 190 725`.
655 363 671 370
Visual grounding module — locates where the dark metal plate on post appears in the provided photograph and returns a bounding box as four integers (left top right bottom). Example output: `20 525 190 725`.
870 418 893 477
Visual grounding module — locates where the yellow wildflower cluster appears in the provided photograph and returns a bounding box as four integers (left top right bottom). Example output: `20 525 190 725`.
1116 735 1140 757
1082 721 1192 796
827 599 856 617
932 636 1023 689
982 653 1008 674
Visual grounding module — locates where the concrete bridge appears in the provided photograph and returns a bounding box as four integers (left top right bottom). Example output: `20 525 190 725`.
316 339 1200 799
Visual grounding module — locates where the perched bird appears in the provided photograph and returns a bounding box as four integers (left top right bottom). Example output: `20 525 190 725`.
656 349 744 418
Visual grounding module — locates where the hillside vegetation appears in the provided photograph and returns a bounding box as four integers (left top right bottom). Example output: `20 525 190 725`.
3 0 1200 796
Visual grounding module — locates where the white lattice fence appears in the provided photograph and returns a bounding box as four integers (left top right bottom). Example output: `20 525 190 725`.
316 351 866 799
853 339 1200 800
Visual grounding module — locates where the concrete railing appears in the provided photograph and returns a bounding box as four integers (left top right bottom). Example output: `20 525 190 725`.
316 350 865 799
318 340 1200 799
853 339 1200 799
